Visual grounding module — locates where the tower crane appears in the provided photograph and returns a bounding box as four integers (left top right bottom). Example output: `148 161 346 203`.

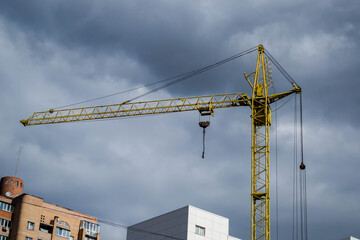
20 45 301 240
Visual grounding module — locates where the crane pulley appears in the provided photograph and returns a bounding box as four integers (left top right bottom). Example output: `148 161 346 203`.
20 44 302 240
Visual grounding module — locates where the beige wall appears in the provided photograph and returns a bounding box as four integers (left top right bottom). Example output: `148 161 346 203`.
9 194 99 240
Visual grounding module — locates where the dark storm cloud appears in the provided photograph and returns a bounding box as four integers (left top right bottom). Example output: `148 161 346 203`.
1 1 360 240
0 1 274 93
2 0 360 124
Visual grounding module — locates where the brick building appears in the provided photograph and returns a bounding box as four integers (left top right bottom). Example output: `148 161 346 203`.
0 176 100 240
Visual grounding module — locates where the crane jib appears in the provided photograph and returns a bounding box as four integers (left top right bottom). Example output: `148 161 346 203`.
20 93 252 126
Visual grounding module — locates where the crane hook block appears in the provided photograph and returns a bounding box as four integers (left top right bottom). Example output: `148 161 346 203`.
299 162 306 170
199 121 210 129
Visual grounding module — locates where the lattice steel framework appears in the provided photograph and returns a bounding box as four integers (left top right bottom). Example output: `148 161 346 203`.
246 45 271 240
20 45 301 240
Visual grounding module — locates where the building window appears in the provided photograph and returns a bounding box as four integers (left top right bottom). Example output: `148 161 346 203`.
39 223 52 233
57 221 70 228
80 221 100 236
195 225 205 236
85 237 96 240
55 227 70 238
70 237 74 240
27 222 34 231
25 237 32 240
0 234 9 240
0 202 14 213
0 218 11 228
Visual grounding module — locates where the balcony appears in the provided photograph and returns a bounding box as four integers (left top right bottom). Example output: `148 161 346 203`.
80 221 100 237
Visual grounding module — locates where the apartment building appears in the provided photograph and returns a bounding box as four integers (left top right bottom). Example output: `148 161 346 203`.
0 176 100 240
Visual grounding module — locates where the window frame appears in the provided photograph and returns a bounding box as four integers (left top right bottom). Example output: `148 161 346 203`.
195 225 205 236
27 221 35 231
80 221 100 235
0 218 11 228
55 227 70 238
0 202 14 213
0 234 10 240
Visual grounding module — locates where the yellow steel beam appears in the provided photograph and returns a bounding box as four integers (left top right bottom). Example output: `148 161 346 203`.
20 88 299 127
249 44 271 240
20 93 251 126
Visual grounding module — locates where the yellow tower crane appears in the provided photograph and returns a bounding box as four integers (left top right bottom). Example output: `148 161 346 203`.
21 45 301 240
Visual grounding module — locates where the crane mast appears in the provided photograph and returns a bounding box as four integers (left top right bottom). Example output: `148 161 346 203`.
248 45 272 240
20 45 301 240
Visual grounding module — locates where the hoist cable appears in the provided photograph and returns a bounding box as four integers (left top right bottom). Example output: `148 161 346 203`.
126 47 258 103
300 93 304 240
300 166 304 240
263 49 299 86
300 93 305 167
264 49 296 85
274 101 279 240
291 92 308 240
202 128 206 159
272 94 294 112
292 95 298 240
199 120 210 159
99 220 184 240
55 46 257 109
304 169 308 240
300 169 308 240
299 92 308 240
53 71 194 109
21 200 184 240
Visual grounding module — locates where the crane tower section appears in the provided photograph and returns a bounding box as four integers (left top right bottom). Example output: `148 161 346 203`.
245 45 271 240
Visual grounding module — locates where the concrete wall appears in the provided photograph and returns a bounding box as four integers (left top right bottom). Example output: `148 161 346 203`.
127 205 241 240
127 206 188 240
187 206 230 240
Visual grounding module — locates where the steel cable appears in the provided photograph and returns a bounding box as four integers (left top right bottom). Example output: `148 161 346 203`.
126 46 258 103
55 46 258 109
264 48 299 86
293 95 298 240
18 201 185 240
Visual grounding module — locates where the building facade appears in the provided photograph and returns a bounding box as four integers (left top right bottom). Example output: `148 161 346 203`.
0 176 100 240
127 205 241 240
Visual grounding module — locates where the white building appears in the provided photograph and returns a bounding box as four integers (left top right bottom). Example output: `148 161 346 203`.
126 205 241 240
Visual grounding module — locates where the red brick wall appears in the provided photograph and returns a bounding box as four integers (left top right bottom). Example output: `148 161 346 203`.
0 177 23 198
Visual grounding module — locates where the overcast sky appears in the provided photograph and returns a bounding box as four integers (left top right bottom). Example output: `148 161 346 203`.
0 1 359 240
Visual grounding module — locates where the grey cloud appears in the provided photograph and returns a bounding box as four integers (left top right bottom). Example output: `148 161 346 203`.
1 1 360 240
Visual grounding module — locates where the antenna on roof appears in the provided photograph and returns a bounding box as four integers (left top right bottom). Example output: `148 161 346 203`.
14 146 22 177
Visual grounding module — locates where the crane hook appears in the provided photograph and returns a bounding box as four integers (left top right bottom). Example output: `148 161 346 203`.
199 121 210 158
